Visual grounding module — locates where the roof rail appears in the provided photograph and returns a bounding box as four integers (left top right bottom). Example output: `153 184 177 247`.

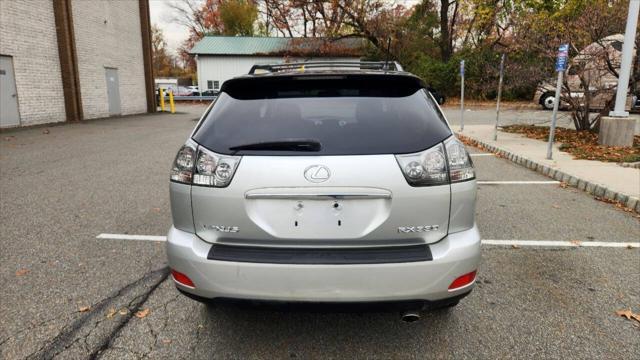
248 61 404 74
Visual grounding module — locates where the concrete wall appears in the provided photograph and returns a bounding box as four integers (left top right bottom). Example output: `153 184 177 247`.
72 0 146 119
195 56 359 91
0 0 66 127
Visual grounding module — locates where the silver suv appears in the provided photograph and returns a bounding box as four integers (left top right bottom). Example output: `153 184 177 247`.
167 61 480 314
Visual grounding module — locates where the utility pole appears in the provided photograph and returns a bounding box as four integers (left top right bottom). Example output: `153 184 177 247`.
598 0 639 146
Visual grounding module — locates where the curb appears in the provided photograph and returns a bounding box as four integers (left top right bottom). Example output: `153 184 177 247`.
456 133 640 214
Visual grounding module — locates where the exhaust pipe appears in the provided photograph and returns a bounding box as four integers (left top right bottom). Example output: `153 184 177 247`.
401 310 421 323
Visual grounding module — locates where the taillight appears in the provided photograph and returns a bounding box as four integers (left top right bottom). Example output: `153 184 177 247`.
170 140 241 187
193 146 240 187
396 143 448 186
170 142 196 184
395 136 475 186
444 136 475 182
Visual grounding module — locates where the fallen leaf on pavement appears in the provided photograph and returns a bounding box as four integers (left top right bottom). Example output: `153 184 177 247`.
119 308 128 315
162 339 172 344
511 244 520 249
42 129 50 134
151 207 161 213
106 308 117 319
502 125 640 163
79 306 91 313
594 197 640 217
616 309 640 323
570 240 582 246
15 268 29 276
559 182 568 188
135 308 150 318
552 204 561 209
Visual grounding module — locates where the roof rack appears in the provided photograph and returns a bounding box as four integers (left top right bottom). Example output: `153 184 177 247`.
248 61 404 74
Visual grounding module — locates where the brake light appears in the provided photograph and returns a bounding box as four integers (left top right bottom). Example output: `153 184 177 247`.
193 146 240 187
448 270 477 291
444 137 475 182
170 143 196 184
395 136 475 186
170 140 241 187
171 269 195 288
396 143 448 186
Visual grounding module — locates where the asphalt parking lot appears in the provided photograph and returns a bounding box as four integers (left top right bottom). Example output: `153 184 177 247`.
1 105 638 359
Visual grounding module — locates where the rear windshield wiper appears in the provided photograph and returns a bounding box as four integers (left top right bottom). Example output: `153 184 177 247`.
229 139 322 152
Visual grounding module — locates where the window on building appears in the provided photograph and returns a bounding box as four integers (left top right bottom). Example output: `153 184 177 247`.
213 81 220 90
207 80 213 90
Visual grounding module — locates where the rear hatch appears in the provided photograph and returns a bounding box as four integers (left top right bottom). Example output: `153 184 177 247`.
190 74 453 247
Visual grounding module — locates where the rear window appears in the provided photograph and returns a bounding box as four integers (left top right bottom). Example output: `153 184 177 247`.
192 75 451 156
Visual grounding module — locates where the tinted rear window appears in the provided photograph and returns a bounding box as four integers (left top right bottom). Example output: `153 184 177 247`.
193 75 451 156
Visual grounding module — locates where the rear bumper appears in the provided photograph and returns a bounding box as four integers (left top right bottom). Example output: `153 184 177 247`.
166 225 481 303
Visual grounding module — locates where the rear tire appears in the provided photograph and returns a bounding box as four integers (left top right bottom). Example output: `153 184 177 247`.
540 92 555 110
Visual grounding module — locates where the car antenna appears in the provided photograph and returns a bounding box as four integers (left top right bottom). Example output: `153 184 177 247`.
384 37 391 71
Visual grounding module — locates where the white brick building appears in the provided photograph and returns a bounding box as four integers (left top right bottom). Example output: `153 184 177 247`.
0 0 66 127
0 0 154 128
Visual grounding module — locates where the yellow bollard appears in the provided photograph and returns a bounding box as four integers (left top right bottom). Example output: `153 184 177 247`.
159 87 165 112
169 90 175 114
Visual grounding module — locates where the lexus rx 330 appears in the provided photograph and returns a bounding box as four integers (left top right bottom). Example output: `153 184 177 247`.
167 61 480 311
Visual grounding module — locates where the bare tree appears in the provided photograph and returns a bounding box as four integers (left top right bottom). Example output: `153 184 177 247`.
166 0 213 38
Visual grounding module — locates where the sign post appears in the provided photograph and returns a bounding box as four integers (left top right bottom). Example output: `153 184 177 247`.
493 54 506 141
546 44 569 160
460 60 465 131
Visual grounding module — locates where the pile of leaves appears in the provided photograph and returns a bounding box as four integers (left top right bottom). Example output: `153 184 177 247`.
501 125 640 163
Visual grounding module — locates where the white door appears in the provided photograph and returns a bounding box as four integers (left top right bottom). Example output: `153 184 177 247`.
0 56 20 127
105 67 121 116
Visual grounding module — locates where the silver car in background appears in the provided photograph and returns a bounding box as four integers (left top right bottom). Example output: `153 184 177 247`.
166 61 480 316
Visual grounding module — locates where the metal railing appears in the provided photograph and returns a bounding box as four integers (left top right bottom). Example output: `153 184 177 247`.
156 93 218 102
168 95 217 101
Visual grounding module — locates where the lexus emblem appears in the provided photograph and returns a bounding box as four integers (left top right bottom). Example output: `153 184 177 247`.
304 165 331 183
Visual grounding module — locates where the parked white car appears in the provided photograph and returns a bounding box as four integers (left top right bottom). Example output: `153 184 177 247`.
166 61 480 320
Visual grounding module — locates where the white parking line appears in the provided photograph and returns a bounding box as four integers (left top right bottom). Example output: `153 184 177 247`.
477 180 560 185
96 233 167 242
470 153 495 157
96 234 639 248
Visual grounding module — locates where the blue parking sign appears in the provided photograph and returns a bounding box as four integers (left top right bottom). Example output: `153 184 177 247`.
555 44 569 72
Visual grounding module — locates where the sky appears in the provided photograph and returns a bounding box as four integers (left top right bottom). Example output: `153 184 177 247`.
149 0 186 56
149 0 422 56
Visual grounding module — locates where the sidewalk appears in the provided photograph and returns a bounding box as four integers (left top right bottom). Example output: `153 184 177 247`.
457 125 640 212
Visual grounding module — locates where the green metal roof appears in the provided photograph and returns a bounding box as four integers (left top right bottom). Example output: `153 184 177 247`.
190 36 364 56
